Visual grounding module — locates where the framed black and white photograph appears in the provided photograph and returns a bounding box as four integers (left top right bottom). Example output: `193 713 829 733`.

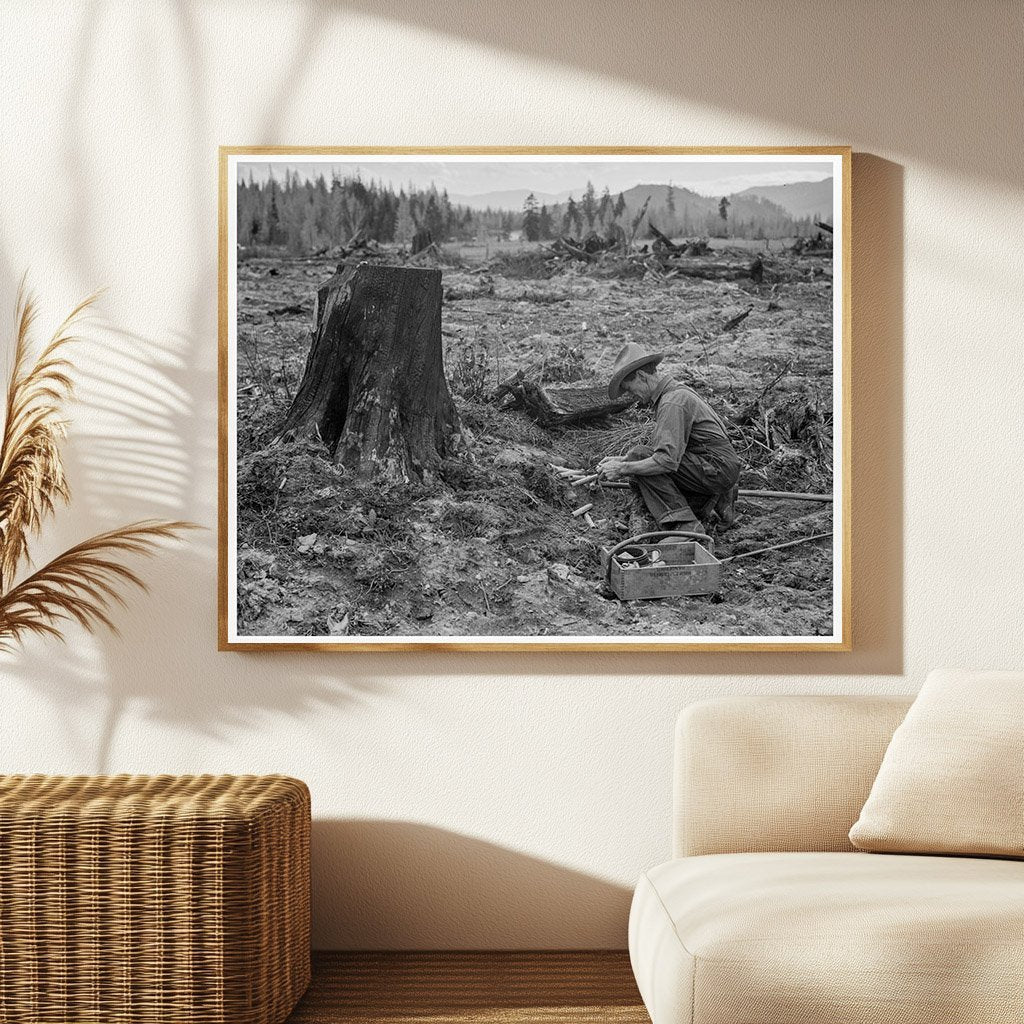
218 147 850 651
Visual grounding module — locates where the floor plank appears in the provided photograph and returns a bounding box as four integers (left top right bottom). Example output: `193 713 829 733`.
287 951 649 1024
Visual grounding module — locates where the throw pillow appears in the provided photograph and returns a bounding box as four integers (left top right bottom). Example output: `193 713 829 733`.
849 668 1024 857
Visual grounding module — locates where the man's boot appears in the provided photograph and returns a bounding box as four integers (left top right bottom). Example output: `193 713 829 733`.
660 518 705 543
714 483 740 528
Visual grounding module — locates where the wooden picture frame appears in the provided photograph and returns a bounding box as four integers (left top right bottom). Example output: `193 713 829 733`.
219 147 851 651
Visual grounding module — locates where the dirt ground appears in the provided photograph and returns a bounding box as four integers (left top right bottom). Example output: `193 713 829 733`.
234 244 835 639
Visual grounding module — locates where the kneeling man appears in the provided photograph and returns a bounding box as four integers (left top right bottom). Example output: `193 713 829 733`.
598 343 741 535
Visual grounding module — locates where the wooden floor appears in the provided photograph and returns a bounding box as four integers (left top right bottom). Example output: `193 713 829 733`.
286 951 649 1024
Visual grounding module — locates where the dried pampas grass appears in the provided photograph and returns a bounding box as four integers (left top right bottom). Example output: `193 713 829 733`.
0 280 196 650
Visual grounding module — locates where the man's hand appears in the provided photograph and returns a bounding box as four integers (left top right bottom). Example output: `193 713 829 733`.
597 456 630 480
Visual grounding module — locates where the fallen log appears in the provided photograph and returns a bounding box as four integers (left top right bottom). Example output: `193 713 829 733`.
559 239 598 262
494 371 634 427
493 372 630 428
657 258 753 281
648 220 685 253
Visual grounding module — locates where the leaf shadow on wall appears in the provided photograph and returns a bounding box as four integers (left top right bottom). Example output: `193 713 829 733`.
0 319 389 773
0 0 389 772
311 819 633 949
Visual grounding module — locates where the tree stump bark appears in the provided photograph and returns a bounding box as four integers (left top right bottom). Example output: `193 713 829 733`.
280 262 459 483
411 228 433 255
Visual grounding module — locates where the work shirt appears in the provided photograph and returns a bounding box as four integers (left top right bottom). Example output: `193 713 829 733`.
647 376 740 478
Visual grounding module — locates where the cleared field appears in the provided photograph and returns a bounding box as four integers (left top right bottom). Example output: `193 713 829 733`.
234 244 834 639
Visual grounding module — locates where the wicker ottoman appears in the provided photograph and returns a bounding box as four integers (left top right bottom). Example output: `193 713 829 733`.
0 774 310 1024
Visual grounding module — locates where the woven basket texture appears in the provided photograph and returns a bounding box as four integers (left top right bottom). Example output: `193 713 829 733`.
0 774 310 1024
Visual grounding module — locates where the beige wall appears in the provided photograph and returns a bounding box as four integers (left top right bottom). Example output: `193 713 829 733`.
1 1 1021 949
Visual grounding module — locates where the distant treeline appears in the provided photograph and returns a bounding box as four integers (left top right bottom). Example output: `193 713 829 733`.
236 172 493 253
236 172 820 253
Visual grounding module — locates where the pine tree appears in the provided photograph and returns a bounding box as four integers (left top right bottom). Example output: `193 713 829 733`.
598 186 612 227
298 193 317 253
522 193 541 241
424 190 444 240
440 188 453 239
581 180 598 231
394 191 415 246
613 191 627 222
266 177 281 244
538 205 553 240
563 196 582 236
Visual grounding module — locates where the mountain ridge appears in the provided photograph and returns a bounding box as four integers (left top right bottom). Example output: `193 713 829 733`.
733 178 833 220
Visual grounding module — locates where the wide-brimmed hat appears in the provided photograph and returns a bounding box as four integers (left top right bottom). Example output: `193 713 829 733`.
607 342 665 399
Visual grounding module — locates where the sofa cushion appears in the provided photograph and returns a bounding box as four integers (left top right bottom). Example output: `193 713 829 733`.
849 668 1024 857
629 852 1024 1024
675 695 912 857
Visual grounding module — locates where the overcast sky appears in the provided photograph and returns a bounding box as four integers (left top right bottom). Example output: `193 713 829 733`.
236 157 835 200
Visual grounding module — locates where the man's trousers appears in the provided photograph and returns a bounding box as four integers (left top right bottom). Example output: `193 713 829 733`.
625 444 740 526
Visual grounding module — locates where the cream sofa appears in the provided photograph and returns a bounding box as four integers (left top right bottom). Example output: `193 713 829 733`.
629 695 1024 1024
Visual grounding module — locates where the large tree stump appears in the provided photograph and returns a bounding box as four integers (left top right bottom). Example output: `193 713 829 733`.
280 262 459 482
